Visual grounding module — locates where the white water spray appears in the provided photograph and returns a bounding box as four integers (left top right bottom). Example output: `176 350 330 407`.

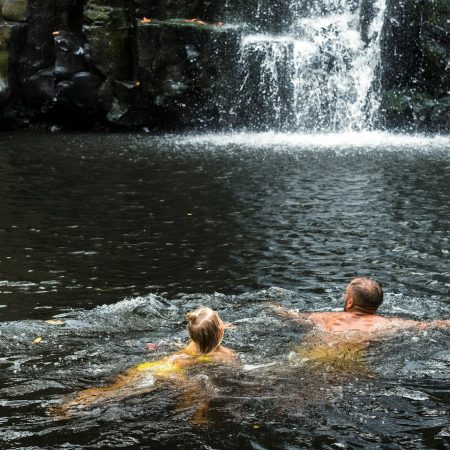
236 0 386 131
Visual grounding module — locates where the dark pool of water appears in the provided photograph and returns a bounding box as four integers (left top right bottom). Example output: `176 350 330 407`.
0 131 449 449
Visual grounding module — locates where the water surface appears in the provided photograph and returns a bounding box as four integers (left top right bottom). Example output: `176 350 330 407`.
0 131 449 449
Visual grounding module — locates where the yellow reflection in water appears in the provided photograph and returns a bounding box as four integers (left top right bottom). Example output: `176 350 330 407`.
295 335 373 376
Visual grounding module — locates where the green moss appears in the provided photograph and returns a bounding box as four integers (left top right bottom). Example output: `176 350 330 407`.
380 91 411 114
0 25 11 96
379 89 440 129
85 26 132 79
0 51 9 83
83 3 132 79
84 5 129 28
2 0 28 22
84 7 114 24
427 0 450 26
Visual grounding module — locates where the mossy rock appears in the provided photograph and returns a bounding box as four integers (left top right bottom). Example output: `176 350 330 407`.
83 4 130 28
83 5 132 81
0 22 25 105
84 25 132 80
426 0 450 27
421 34 449 96
0 26 12 96
379 89 440 129
2 0 28 22
429 95 450 131
99 77 139 124
135 18 240 129
135 0 209 23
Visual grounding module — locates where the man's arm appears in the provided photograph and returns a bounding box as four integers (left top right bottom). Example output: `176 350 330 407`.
267 303 312 324
391 318 450 331
417 318 450 330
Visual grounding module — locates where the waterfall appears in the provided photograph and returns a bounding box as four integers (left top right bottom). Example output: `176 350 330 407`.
233 0 386 132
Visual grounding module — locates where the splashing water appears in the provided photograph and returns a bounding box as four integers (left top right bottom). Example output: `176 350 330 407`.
236 0 386 131
1 289 449 448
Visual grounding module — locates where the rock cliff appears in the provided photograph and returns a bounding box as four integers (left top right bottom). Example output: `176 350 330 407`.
0 0 448 131
379 0 450 131
0 0 240 130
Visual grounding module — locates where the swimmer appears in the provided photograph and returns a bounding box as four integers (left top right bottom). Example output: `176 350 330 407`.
52 307 236 419
268 278 450 377
269 277 450 334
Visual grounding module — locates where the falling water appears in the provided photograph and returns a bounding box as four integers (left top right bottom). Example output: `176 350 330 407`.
235 0 386 131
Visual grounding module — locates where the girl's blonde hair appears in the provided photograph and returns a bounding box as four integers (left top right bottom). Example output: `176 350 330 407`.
186 307 224 354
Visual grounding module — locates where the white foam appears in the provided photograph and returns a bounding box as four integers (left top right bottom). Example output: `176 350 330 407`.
135 374 156 389
382 387 429 401
169 131 450 150
243 362 278 371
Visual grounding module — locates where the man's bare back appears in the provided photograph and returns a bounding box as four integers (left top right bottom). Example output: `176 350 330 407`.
270 277 450 334
309 311 399 332
271 307 410 333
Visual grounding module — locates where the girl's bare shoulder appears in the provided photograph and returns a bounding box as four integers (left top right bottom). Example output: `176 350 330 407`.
212 346 237 363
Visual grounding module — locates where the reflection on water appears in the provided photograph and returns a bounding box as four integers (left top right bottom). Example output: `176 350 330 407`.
294 337 372 376
0 132 449 448
0 132 449 321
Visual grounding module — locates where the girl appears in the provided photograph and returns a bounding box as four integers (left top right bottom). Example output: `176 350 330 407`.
52 307 235 419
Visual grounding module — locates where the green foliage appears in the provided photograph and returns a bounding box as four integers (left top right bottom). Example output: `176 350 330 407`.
427 0 450 26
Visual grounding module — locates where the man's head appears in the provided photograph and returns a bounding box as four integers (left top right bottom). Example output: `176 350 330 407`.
344 277 383 313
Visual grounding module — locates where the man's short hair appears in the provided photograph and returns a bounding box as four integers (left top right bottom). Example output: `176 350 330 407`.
349 277 383 309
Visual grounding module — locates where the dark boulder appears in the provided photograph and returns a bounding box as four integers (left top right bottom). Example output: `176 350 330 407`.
20 0 85 80
22 67 56 107
99 78 139 126
54 31 86 80
56 71 103 113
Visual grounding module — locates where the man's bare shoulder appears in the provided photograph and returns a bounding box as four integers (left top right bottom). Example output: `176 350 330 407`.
308 311 396 332
269 304 450 333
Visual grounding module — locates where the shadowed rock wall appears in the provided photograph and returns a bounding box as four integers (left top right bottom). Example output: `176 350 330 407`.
379 0 450 131
0 0 448 131
0 0 240 130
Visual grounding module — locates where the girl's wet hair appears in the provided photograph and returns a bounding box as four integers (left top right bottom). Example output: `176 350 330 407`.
186 307 223 354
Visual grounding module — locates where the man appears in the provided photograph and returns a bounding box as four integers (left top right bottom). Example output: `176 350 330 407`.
270 277 450 333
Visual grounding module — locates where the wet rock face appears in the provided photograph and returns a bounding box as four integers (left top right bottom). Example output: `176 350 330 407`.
379 0 450 131
0 0 240 130
0 22 26 107
0 0 448 131
54 31 86 80
135 20 240 128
